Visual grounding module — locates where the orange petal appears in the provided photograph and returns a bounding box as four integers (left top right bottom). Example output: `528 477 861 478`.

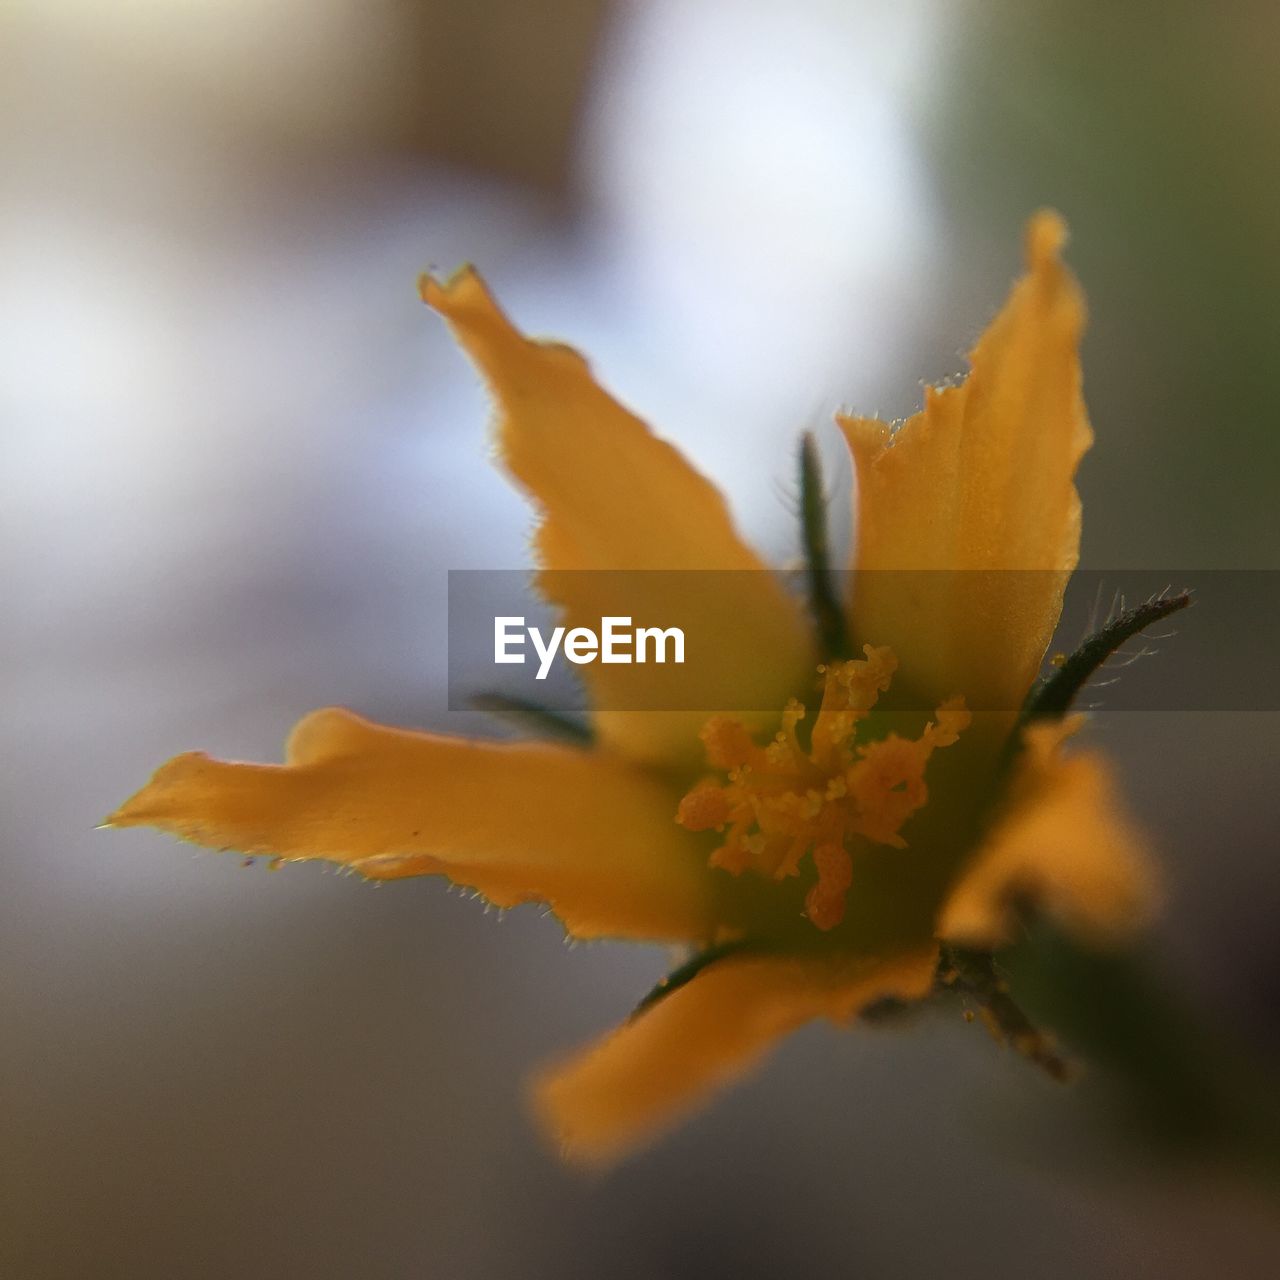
106 709 713 943
840 212 1091 713
421 268 812 769
937 718 1159 947
531 947 938 1166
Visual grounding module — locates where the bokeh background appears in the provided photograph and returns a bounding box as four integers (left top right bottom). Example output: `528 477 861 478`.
4 1 1279 1276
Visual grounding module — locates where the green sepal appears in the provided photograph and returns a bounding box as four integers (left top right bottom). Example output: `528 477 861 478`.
798 432 852 660
1019 588 1192 729
469 693 593 746
630 937 776 1020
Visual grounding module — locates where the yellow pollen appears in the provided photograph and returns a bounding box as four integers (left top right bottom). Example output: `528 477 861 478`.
676 646 970 931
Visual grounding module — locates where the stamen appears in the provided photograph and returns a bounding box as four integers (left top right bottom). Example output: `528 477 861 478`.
676 646 970 931
806 843 853 930
700 717 763 770
675 783 732 832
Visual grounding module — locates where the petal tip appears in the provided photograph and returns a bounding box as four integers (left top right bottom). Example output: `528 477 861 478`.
418 263 483 314
102 751 214 829
527 1077 618 1171
100 796 150 831
1026 209 1069 269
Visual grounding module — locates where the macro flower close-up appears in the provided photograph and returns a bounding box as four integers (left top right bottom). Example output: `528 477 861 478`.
9 4 1280 1276
109 213 1162 1165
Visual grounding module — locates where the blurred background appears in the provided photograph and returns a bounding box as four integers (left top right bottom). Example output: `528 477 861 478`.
3 1 1279 1276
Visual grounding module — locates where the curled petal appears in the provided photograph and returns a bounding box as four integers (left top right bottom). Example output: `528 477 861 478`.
421 268 812 769
106 708 713 943
841 211 1091 713
938 719 1159 947
531 947 938 1166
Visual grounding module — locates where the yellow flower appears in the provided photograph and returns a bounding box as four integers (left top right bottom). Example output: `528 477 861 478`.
106 211 1158 1166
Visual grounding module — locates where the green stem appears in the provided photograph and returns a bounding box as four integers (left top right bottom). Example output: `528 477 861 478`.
940 943 1072 1082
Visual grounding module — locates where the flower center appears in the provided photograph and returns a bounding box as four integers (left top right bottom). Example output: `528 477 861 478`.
676 646 970 931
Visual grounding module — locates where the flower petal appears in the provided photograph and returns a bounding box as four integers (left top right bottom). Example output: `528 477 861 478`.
531 947 938 1166
839 212 1091 712
421 268 813 768
938 718 1159 947
106 708 713 942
